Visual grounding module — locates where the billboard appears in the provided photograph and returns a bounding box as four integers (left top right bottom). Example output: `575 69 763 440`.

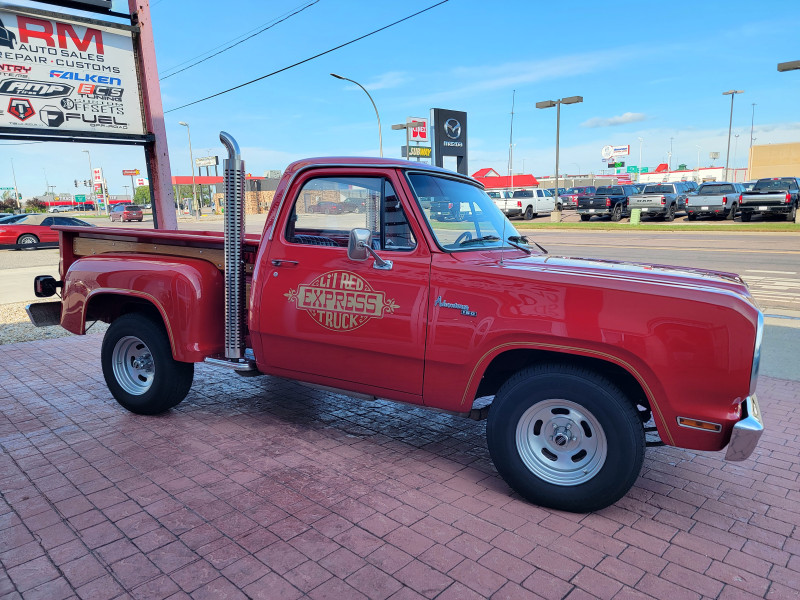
0 8 145 136
431 108 468 175
407 117 428 142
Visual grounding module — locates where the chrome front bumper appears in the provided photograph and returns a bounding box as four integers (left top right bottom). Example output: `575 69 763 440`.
724 395 764 461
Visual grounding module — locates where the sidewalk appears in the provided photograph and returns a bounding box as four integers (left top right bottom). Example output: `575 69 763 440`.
1 334 799 600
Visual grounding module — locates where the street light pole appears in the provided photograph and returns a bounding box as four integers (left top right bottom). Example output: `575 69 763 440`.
638 137 643 182
10 157 20 210
695 145 701 174
331 73 383 157
178 121 199 219
776 60 799 223
722 89 744 182
81 150 98 213
536 95 583 210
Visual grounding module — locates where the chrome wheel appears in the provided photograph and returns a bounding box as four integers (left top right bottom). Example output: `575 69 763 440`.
515 398 607 486
112 335 155 395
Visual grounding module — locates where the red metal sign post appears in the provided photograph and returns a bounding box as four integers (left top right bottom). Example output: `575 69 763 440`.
128 0 176 229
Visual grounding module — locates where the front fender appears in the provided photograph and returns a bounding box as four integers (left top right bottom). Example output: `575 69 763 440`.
62 254 225 362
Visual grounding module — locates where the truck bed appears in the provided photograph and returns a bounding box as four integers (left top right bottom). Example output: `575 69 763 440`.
56 226 262 274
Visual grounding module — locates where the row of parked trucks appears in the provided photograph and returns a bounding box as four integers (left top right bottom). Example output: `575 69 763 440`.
488 177 800 222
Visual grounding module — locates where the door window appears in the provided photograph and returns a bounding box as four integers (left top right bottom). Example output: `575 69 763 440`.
287 176 416 251
40 217 54 227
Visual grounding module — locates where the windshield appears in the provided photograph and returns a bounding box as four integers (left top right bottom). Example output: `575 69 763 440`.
753 179 792 191
698 184 735 195
595 186 623 195
407 173 532 252
644 185 674 194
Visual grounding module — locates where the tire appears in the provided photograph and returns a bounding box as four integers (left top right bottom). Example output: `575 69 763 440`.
687 214 697 221
741 212 752 222
556 203 562 212
524 205 534 220
727 204 737 221
611 204 622 222
101 313 193 415
16 234 39 249
580 214 591 222
486 364 644 512
665 204 676 222
787 203 797 222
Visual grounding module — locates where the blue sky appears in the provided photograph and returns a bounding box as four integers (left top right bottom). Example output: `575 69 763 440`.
2 0 799 197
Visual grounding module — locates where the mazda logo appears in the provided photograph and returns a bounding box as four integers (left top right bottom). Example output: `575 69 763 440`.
444 118 461 139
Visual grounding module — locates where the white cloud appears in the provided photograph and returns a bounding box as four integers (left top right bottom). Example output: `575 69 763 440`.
343 71 411 92
581 112 648 128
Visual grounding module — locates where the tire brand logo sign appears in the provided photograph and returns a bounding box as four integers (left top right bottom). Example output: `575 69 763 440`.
7 97 33 120
40 104 64 127
0 79 73 98
284 270 398 331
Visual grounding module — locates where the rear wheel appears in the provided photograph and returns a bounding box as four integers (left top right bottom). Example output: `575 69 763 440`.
727 204 737 220
101 313 193 415
787 203 797 222
524 206 534 220
487 364 644 512
665 204 676 222
741 211 752 222
611 204 622 222
687 214 697 221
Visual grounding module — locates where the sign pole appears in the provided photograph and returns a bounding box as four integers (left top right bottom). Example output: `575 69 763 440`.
128 0 176 229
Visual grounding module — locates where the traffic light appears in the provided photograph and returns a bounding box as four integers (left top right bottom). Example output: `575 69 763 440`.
74 179 78 187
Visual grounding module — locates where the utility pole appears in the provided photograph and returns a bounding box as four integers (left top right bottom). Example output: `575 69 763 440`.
10 157 20 210
723 89 744 181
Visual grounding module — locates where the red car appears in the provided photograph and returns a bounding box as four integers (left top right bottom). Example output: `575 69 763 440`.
0 214 94 248
109 204 144 222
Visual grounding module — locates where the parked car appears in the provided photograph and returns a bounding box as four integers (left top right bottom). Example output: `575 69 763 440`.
48 205 74 213
0 214 94 248
742 181 757 192
341 197 367 213
686 182 744 220
628 183 685 221
430 198 468 221
307 200 343 215
109 204 144 222
577 185 638 221
0 213 34 224
73 203 96 211
512 188 556 219
739 177 800 222
487 190 517 217
561 186 596 209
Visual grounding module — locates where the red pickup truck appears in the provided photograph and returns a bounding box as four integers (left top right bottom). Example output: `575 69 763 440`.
29 144 764 513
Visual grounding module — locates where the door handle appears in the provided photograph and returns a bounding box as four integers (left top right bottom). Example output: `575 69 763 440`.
271 259 299 267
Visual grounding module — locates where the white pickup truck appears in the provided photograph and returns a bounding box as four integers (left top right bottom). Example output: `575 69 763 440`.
510 188 556 220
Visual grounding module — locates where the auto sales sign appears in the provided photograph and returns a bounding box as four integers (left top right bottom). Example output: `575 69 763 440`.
0 9 144 136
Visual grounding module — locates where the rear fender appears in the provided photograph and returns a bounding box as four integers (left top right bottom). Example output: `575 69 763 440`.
62 254 225 362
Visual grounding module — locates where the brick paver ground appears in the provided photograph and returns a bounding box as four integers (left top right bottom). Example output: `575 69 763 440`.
1 334 798 600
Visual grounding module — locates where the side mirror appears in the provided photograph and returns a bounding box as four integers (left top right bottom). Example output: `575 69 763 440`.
348 228 371 261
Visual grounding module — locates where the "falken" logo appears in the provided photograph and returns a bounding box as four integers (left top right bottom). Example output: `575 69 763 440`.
284 270 398 331
49 71 121 86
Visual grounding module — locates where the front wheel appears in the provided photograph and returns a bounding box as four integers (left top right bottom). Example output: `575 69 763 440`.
16 234 39 249
580 214 591 222
486 364 644 512
101 313 193 415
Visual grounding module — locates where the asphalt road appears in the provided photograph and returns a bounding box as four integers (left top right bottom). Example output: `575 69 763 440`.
2 225 797 380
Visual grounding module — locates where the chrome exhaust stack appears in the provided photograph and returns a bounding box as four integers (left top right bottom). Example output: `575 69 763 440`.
220 131 246 361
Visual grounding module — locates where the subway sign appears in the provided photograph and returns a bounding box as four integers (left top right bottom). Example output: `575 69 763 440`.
403 146 432 158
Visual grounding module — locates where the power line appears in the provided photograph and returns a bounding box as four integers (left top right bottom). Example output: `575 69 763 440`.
165 0 449 114
160 1 320 81
0 141 46 146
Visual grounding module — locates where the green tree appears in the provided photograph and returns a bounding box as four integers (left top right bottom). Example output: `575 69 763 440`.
25 198 47 212
133 186 150 205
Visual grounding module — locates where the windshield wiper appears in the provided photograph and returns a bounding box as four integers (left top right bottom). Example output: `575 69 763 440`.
506 235 532 255
459 235 501 246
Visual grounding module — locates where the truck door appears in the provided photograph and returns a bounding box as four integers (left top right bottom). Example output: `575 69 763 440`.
255 170 430 398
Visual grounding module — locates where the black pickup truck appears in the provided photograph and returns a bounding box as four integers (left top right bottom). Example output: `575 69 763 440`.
739 177 800 222
577 185 639 221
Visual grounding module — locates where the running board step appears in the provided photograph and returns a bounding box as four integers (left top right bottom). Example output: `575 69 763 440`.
204 356 258 371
